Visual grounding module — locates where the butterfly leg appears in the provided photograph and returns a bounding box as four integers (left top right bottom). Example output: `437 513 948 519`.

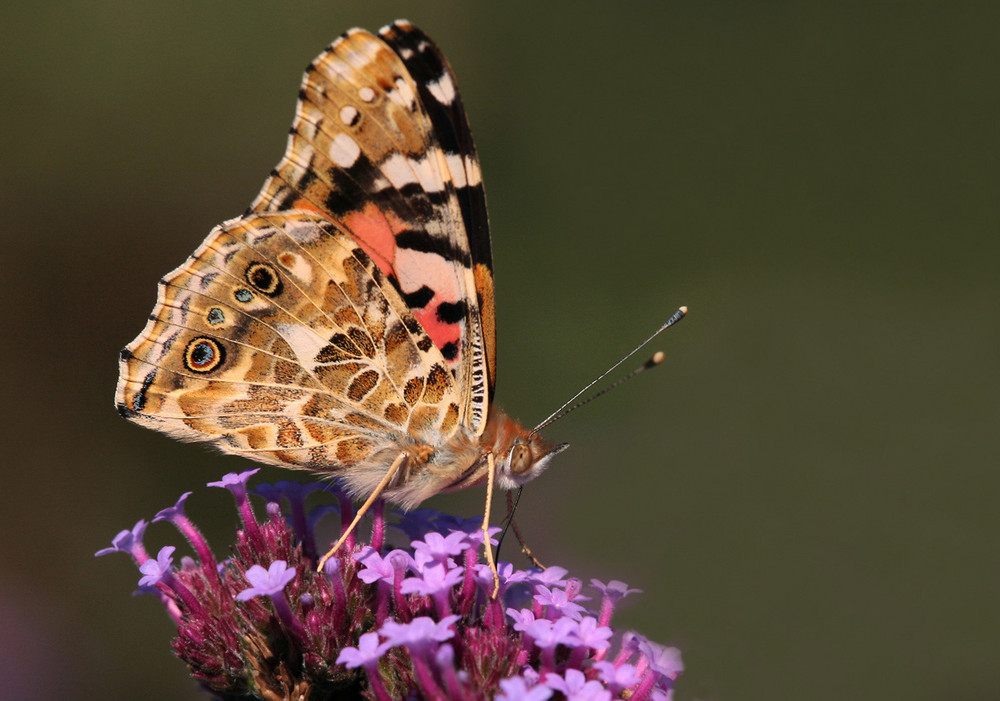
316 451 408 573
482 451 500 598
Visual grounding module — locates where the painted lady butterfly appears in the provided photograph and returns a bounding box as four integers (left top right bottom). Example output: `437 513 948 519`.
115 20 568 579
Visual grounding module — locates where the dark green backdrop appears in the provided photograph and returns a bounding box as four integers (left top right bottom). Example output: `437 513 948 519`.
2 2 997 699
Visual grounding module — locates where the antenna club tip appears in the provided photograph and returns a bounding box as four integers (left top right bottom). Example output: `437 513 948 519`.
650 350 666 365
678 305 688 315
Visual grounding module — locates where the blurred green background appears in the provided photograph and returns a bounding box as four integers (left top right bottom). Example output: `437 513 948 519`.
2 2 997 699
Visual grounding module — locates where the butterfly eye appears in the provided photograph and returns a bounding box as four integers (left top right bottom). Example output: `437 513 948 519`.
245 262 283 296
184 337 225 373
508 443 533 476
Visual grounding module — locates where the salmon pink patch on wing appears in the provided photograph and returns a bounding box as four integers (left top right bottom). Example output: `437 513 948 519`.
342 203 399 278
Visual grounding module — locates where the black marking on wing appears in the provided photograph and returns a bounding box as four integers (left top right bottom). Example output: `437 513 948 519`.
117 403 140 419
436 299 466 324
400 285 435 310
394 229 470 264
132 369 157 412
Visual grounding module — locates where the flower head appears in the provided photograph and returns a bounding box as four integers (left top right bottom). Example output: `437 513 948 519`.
99 472 682 699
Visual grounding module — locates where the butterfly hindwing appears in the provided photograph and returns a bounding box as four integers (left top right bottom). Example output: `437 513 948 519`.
116 212 463 473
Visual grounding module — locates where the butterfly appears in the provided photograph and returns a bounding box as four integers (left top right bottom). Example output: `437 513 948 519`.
115 20 568 583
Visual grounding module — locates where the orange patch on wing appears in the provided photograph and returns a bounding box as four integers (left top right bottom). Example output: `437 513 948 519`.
473 262 496 390
290 198 331 220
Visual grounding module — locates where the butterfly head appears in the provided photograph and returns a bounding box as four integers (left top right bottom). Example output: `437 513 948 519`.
494 432 569 490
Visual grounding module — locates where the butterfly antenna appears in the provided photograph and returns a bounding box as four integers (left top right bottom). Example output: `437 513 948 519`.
532 306 687 433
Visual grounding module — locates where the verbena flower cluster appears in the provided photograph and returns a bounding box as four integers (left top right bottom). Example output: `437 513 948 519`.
97 469 682 700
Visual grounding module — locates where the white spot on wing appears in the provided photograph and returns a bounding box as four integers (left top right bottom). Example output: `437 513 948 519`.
382 152 418 188
275 252 314 284
339 106 359 126
446 153 467 188
464 156 482 186
391 77 416 109
427 74 456 105
329 133 361 167
410 153 446 193
278 324 332 370
359 86 376 102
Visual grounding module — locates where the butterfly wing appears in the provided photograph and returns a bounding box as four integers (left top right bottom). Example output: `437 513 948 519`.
116 211 462 477
117 21 501 494
250 20 496 434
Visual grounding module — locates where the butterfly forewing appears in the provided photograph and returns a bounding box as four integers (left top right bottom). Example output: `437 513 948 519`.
249 21 494 433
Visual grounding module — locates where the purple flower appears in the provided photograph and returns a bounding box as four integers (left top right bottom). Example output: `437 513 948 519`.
355 547 413 584
535 584 588 620
465 524 501 548
208 469 263 547
380 615 459 649
236 560 305 640
337 631 391 668
206 468 259 491
411 530 469 568
592 578 642 628
593 660 641 694
498 675 554 701
137 546 175 587
152 492 191 523
591 578 642 601
337 632 394 701
99 471 683 699
95 519 148 561
574 616 613 651
524 617 580 650
545 668 613 701
508 607 537 630
529 565 570 587
236 561 296 600
150 490 220 578
640 638 685 678
401 561 464 597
